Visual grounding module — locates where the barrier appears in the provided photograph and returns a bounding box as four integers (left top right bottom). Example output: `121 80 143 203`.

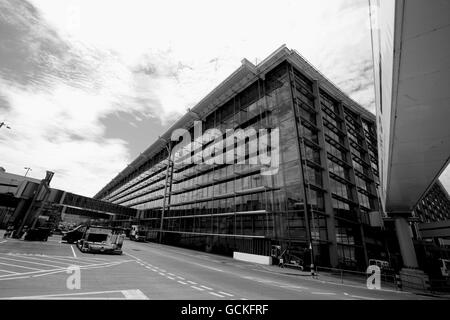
233 252 272 265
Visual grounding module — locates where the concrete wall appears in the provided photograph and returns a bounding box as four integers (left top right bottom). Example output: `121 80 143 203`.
233 252 272 265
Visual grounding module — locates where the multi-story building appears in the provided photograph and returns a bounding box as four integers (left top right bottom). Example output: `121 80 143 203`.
413 180 450 224
95 45 391 271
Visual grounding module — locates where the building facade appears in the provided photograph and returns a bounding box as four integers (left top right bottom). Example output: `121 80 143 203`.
413 180 450 224
95 46 390 271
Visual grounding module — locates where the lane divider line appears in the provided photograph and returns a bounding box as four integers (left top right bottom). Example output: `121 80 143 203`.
191 286 204 291
177 281 187 285
209 292 224 298
219 291 234 297
70 246 77 258
200 285 213 290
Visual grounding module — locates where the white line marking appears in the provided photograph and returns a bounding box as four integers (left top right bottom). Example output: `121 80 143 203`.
0 262 41 271
350 295 381 300
0 256 63 268
177 276 185 280
0 260 132 280
0 269 18 274
3 254 80 266
167 273 175 276
200 285 213 290
209 292 224 298
0 289 142 300
32 270 65 278
191 286 204 291
167 276 175 280
0 276 30 280
311 292 336 295
187 281 197 284
6 253 107 264
219 291 234 297
177 281 187 285
0 240 7 244
158 272 165 276
121 289 148 300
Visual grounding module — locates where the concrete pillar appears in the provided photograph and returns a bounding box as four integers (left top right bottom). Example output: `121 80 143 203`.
394 215 418 268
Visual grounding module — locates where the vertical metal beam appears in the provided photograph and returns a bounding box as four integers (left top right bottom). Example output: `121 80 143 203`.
159 143 173 243
286 63 315 268
312 80 338 268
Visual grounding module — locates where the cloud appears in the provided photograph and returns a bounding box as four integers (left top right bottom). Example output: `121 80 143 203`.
3 0 445 198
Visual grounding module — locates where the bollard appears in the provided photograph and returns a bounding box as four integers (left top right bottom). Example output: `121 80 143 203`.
310 264 315 277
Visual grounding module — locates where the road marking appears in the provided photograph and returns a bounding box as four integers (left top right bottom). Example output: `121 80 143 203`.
312 292 336 295
121 289 148 300
0 269 18 274
3 254 80 267
177 276 185 280
0 240 7 244
219 291 234 297
0 260 132 280
200 285 213 290
0 276 30 280
280 285 309 290
32 270 66 278
191 286 204 291
350 295 381 300
158 272 166 276
0 262 41 271
177 281 187 285
167 273 175 276
209 292 224 298
187 281 197 284
0 256 63 269
0 289 148 300
7 253 108 264
167 276 175 280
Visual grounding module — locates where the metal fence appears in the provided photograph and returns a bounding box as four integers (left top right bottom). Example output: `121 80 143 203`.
314 265 450 294
315 266 398 291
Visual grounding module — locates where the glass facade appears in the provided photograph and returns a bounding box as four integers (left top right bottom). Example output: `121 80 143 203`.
96 51 389 270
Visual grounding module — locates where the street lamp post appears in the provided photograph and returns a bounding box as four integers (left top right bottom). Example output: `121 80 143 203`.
24 167 32 177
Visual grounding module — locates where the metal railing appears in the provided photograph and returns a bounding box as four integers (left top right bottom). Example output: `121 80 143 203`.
315 266 398 290
314 265 450 294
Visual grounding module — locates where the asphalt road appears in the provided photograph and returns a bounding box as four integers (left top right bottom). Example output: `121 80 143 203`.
0 231 443 300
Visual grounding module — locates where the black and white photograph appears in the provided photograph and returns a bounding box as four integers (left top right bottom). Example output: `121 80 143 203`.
0 0 449 314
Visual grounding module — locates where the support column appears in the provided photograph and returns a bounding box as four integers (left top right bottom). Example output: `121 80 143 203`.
393 214 429 290
394 215 418 268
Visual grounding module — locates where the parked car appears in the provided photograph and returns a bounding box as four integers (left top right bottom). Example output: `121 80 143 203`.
62 225 87 244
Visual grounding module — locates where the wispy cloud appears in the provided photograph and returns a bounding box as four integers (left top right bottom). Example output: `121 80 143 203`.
1 0 447 195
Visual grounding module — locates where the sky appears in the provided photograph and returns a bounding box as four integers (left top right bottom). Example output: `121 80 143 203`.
0 0 448 197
